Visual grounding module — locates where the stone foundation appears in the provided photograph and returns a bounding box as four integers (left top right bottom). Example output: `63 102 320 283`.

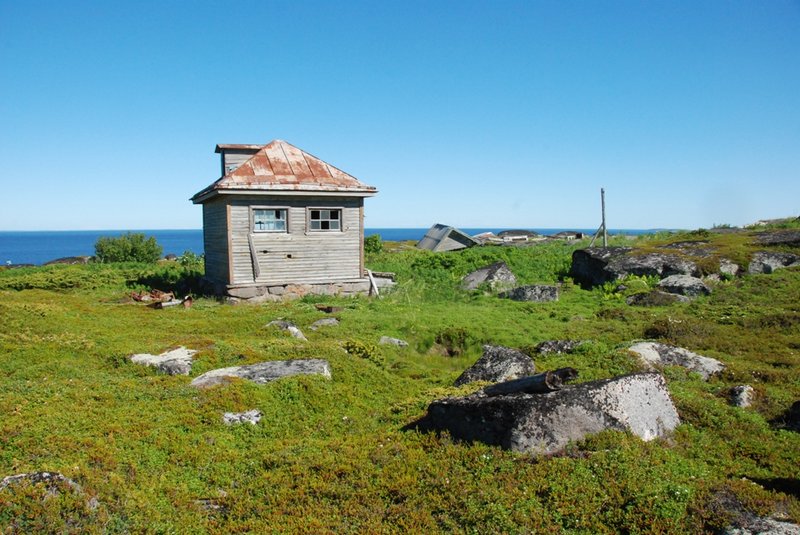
205 275 395 302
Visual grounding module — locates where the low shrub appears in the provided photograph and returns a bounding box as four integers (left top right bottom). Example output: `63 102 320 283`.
95 233 162 263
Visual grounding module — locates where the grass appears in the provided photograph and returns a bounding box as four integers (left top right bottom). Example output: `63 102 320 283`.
0 237 798 533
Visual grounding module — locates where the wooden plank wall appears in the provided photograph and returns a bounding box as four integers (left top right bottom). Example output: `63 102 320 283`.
227 195 364 285
202 198 230 284
221 149 259 175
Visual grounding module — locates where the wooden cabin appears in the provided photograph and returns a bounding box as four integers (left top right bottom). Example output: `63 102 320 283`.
191 140 378 298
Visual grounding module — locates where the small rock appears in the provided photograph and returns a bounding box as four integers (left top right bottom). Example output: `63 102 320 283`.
499 285 559 302
533 340 583 355
628 342 725 380
379 336 409 347
626 290 691 306
130 346 197 375
310 318 340 330
453 345 536 386
719 258 741 277
461 261 518 291
748 251 800 274
222 409 263 425
191 359 331 388
730 385 755 408
419 372 680 455
657 274 711 297
267 320 307 341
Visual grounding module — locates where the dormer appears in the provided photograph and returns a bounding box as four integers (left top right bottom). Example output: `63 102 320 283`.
215 143 263 176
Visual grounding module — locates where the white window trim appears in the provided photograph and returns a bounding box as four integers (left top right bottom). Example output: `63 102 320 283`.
251 206 289 233
307 207 344 232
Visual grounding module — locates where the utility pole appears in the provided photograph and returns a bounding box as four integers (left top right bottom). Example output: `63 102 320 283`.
589 188 608 247
601 188 607 247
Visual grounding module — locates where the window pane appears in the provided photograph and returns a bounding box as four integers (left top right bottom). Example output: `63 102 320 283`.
310 220 321 230
329 220 340 230
254 209 287 232
330 211 339 220
311 210 320 220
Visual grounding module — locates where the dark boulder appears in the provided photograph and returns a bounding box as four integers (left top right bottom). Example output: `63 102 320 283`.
570 248 699 287
657 274 711 297
626 290 691 306
754 229 800 247
499 285 559 302
418 372 680 455
461 261 517 291
453 345 536 386
748 252 800 274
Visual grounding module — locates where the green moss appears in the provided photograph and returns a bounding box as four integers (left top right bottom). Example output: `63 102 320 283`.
0 233 798 532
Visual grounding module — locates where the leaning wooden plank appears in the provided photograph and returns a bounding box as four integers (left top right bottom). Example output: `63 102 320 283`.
247 233 261 280
367 269 380 298
483 368 579 397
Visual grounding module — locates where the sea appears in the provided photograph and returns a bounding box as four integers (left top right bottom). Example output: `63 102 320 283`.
0 228 664 266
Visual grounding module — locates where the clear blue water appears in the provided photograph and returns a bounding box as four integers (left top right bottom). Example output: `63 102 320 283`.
0 228 663 265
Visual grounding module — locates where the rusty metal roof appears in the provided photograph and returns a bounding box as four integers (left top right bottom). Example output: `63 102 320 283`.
417 224 479 252
214 144 264 153
192 140 377 203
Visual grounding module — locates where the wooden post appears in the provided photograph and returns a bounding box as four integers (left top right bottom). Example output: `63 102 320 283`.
601 188 608 247
483 368 578 397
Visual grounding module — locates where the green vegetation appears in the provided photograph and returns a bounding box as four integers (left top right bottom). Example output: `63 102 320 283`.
94 232 163 263
0 235 798 532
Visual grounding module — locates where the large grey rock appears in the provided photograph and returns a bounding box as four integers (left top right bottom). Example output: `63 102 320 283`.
719 258 741 277
500 285 559 302
657 274 711 297
570 247 699 287
421 372 679 455
222 409 263 425
266 320 308 341
379 336 409 347
453 345 536 386
710 487 800 535
730 385 755 408
310 318 339 331
461 261 517 291
191 359 331 388
628 342 725 380
130 346 197 375
723 518 800 535
626 290 691 306
754 229 800 247
534 340 584 355
748 252 800 274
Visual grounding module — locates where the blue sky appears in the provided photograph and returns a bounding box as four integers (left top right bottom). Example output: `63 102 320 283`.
1 1 798 230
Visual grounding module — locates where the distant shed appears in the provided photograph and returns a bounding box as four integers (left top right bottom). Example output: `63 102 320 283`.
417 224 479 252
191 139 378 298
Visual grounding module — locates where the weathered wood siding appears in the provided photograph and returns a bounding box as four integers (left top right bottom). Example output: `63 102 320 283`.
202 198 230 284
221 149 259 175
227 196 364 285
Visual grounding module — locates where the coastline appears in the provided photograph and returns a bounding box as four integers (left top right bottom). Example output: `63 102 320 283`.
1 227 671 266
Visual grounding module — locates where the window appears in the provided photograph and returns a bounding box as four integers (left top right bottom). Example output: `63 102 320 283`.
308 209 341 231
253 208 287 232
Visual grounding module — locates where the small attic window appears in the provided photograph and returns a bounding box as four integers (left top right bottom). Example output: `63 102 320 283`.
252 208 287 232
308 208 341 231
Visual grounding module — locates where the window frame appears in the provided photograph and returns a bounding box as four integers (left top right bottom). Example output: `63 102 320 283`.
307 207 343 232
251 206 289 233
